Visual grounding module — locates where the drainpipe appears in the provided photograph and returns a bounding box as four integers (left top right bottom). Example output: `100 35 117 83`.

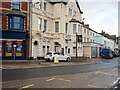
29 0 33 59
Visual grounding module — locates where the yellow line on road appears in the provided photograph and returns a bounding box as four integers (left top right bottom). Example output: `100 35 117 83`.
65 80 71 82
18 84 34 90
58 78 64 80
88 85 99 88
58 78 71 82
46 78 55 82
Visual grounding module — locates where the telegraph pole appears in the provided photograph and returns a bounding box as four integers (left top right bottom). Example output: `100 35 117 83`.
76 32 77 57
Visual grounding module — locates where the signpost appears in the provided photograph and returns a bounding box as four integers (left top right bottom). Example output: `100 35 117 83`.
13 45 16 60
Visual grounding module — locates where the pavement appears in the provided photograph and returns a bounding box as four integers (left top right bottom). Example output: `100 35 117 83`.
2 57 108 70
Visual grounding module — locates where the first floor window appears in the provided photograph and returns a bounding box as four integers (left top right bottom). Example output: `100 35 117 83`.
8 16 24 30
55 21 59 32
65 23 68 33
14 16 20 29
38 18 42 30
73 24 76 34
44 20 47 32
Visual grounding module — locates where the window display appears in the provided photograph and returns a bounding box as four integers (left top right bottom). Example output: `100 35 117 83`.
6 42 12 56
16 42 22 56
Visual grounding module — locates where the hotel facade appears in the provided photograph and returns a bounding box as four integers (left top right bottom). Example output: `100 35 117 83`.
30 0 84 59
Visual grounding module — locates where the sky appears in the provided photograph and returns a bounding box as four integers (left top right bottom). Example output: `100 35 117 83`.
78 0 118 36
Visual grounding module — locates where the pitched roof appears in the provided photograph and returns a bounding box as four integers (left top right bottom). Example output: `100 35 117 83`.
69 18 82 23
46 0 83 14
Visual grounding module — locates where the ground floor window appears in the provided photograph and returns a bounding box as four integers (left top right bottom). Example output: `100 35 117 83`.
73 47 76 54
65 46 67 54
0 41 2 56
47 46 49 52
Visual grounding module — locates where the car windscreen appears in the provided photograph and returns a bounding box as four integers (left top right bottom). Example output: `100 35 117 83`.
53 53 60 55
47 52 52 55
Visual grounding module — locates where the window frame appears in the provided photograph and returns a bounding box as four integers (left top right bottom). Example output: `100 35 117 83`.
44 20 47 32
44 2 47 11
38 18 42 31
73 24 76 34
55 21 59 33
65 23 68 34
8 15 24 30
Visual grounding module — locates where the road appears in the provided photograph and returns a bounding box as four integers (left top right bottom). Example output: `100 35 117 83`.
2 57 119 88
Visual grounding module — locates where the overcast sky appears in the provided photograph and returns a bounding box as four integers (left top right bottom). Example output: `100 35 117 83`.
78 0 118 36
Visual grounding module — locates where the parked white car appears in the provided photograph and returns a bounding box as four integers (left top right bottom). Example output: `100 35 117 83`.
44 52 71 62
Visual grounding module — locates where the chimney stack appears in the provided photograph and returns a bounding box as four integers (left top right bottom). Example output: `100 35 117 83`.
82 21 84 25
85 24 89 28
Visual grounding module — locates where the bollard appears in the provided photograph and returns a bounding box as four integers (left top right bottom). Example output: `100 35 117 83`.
54 54 59 64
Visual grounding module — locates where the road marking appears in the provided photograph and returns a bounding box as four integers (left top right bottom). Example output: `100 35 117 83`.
18 84 34 90
58 78 71 82
88 85 99 88
58 78 64 80
46 78 55 82
65 80 71 82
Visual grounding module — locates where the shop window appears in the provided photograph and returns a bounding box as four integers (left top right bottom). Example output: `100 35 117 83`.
8 16 24 30
0 41 2 57
6 41 12 56
13 0 20 10
16 42 22 56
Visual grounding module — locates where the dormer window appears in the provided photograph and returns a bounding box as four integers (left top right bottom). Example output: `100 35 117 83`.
13 0 20 10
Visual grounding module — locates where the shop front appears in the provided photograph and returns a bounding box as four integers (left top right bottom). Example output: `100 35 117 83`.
1 30 26 60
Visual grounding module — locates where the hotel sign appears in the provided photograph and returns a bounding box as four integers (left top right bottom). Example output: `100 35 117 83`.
65 35 71 41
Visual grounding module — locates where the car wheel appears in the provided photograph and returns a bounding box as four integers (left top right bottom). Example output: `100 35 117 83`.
52 57 54 62
66 57 70 62
46 59 50 62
